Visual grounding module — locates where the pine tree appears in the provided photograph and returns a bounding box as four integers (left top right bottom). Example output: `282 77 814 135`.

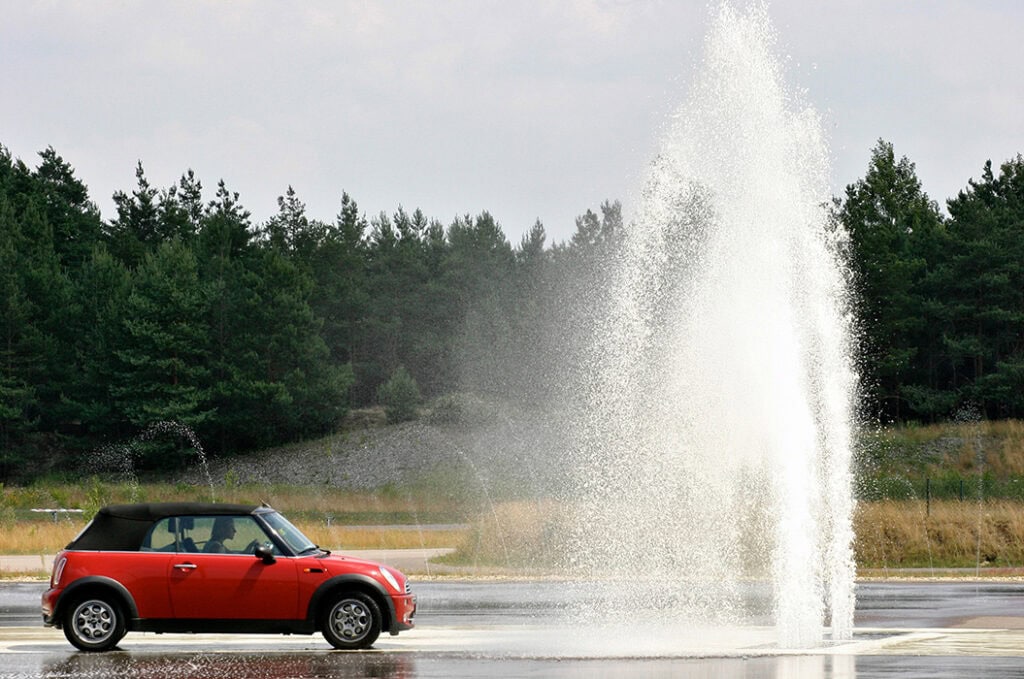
64 246 132 443
108 162 162 267
939 155 1024 417
110 240 213 466
33 147 103 270
836 140 945 420
0 195 39 478
445 212 516 395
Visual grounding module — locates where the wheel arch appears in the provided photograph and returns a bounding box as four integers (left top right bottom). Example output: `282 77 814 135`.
307 574 396 632
55 577 139 628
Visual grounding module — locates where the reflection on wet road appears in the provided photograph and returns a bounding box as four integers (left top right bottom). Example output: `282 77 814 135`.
3 580 1024 678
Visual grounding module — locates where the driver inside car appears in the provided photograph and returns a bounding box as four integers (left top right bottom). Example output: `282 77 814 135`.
203 517 237 553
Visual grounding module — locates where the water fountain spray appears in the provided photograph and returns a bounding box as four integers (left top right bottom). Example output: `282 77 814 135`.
567 3 858 646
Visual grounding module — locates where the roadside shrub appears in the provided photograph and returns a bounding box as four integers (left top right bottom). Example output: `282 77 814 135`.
377 367 421 424
426 393 464 426
425 392 506 427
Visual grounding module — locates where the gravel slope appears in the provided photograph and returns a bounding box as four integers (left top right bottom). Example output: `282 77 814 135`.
206 410 570 495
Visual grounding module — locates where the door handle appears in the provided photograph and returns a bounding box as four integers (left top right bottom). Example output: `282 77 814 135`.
173 563 198 570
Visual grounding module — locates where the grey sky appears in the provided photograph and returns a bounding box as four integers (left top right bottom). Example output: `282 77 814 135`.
3 1 1022 243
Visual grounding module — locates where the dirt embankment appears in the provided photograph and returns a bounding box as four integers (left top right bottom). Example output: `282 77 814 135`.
206 405 571 495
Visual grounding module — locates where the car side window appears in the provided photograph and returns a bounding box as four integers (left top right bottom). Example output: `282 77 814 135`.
143 517 178 552
189 515 280 555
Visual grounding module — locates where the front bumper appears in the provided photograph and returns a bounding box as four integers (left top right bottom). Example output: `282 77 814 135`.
390 593 416 634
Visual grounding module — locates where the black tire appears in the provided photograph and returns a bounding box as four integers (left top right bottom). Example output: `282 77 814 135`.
321 592 382 650
62 596 126 652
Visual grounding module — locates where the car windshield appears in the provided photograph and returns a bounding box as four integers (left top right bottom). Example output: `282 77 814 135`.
261 511 318 555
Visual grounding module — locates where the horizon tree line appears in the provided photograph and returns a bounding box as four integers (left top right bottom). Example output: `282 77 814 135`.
1 139 1022 480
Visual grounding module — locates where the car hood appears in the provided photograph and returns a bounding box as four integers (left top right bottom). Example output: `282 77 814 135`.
312 552 398 574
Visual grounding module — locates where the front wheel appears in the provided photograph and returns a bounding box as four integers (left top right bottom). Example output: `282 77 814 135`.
322 592 382 650
63 597 126 652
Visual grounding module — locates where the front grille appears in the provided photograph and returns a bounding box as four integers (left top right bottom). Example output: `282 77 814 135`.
405 580 412 594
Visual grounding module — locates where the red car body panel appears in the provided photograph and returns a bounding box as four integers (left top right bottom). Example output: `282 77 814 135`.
48 552 176 619
166 553 301 619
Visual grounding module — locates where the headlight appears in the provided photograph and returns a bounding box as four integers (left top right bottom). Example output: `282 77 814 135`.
379 566 401 593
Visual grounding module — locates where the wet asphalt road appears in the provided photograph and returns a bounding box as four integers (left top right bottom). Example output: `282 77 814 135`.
3 580 1024 678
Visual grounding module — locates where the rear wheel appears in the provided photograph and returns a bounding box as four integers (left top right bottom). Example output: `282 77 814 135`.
322 592 382 650
63 597 126 652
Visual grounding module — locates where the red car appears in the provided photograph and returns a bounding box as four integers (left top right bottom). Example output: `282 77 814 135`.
42 502 416 651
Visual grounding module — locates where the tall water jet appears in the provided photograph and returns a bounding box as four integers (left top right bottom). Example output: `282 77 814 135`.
567 3 857 646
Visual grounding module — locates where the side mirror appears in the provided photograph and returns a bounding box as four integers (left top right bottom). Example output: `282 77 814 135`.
254 544 276 564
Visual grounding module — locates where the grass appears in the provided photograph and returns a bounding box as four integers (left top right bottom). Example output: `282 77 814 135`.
1 479 463 513
6 492 1024 574
855 499 1024 569
852 419 1024 569
436 497 1024 572
302 525 467 552
435 499 567 571
860 419 1024 479
10 419 1024 574
0 522 79 556
443 498 1024 572
0 480 470 558
0 518 468 556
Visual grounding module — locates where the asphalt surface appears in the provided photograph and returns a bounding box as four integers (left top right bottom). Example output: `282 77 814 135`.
3 580 1024 678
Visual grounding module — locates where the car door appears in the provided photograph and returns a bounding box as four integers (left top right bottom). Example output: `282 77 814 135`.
119 516 181 619
166 515 299 620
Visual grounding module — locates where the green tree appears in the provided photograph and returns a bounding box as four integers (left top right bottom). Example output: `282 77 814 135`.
507 219 559 401
110 240 213 466
63 246 132 444
360 209 435 399
199 185 351 449
303 192 370 405
320 193 370 362
155 170 204 245
1 194 72 453
836 140 945 420
0 195 40 478
261 185 327 255
197 180 265 450
939 155 1024 417
445 212 516 395
377 366 421 423
108 162 162 267
33 147 104 270
246 247 352 442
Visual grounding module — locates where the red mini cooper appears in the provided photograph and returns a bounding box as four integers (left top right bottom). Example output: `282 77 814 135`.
42 502 416 651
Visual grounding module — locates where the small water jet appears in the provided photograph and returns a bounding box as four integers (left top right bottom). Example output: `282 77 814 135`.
566 3 857 647
90 421 217 502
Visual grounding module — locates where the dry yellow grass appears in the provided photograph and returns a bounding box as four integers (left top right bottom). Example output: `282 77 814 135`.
0 521 82 555
0 519 465 555
9 474 1024 572
441 499 569 569
0 482 460 516
0 480 469 556
447 498 1024 571
216 486 460 516
302 525 468 551
6 499 1024 573
855 499 1024 568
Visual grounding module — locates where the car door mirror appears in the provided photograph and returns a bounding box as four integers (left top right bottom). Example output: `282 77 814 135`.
254 544 276 564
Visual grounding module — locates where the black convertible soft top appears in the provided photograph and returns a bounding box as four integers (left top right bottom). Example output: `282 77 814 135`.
67 503 270 551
